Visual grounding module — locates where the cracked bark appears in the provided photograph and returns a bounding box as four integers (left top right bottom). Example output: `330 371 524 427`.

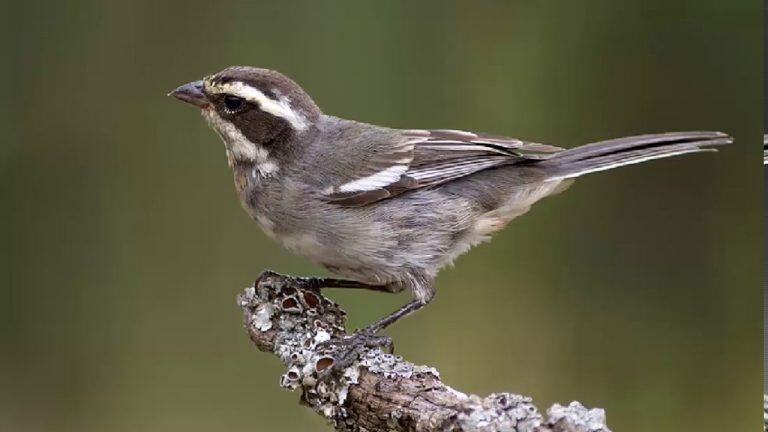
238 272 612 432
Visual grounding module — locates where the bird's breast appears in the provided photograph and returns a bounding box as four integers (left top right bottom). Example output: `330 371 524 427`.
232 166 328 260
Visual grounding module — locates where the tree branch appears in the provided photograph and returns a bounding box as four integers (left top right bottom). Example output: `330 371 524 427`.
238 272 612 432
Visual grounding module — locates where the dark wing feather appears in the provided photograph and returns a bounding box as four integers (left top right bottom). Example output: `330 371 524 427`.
326 129 561 206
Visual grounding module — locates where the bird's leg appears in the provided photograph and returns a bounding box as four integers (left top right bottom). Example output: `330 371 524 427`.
364 300 427 334
257 269 433 376
318 300 429 376
256 269 393 293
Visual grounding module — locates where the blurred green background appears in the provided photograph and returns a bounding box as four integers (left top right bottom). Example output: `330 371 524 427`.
1 1 762 431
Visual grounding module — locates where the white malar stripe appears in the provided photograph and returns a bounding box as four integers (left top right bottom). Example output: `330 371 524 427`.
338 165 408 193
202 109 279 176
203 109 258 161
207 81 309 131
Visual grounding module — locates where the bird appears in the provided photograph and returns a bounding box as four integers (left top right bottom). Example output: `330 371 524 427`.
764 135 767 164
170 66 731 361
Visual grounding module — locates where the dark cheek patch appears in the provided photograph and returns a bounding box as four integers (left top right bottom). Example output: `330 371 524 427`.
233 109 291 147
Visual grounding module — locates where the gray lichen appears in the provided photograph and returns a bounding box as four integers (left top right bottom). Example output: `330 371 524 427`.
238 273 612 432
547 402 609 432
456 393 542 432
239 274 362 419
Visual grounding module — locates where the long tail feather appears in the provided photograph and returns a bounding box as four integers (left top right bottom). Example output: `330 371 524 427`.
540 131 732 180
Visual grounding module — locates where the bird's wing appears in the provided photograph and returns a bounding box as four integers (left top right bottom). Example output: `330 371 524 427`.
325 129 562 206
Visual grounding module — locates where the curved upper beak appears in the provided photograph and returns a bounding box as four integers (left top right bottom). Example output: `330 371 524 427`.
168 80 209 108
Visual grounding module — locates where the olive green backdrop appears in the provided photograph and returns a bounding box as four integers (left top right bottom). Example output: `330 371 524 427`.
1 1 762 431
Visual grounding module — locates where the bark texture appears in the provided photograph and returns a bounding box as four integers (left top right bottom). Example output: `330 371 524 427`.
239 272 612 432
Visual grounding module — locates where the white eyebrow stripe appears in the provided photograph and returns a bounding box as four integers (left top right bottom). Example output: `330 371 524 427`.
207 81 308 131
337 165 409 193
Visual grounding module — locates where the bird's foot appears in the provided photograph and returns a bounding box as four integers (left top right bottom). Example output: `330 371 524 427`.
317 328 393 377
255 269 321 292
255 269 288 289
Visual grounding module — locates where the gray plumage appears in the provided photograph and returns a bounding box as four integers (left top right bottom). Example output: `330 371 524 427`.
171 66 733 341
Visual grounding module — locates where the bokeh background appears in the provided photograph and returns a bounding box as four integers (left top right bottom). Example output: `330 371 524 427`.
1 1 762 431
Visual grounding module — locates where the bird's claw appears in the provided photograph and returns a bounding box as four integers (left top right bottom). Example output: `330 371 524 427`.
316 328 394 376
254 269 285 289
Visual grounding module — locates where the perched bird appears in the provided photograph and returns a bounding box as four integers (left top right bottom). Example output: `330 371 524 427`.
764 135 767 164
170 66 731 358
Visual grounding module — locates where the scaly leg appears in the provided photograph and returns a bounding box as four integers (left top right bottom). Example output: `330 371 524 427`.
319 300 432 375
364 300 426 333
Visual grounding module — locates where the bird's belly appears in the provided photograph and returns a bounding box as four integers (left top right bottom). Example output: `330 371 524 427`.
270 228 402 285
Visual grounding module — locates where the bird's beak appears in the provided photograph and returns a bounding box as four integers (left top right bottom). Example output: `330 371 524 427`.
168 80 209 108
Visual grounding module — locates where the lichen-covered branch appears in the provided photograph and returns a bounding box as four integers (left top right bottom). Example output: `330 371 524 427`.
763 395 767 432
238 272 612 432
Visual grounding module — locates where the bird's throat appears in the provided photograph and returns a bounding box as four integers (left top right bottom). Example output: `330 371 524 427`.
201 108 279 176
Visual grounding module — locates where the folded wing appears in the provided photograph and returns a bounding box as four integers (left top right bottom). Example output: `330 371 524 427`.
325 129 561 206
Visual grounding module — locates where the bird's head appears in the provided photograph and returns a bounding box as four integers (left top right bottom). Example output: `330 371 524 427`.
170 66 321 166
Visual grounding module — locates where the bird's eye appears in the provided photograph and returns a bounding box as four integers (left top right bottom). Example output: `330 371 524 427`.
223 95 244 112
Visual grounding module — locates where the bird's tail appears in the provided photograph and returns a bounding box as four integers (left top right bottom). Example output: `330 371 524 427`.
538 131 732 180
